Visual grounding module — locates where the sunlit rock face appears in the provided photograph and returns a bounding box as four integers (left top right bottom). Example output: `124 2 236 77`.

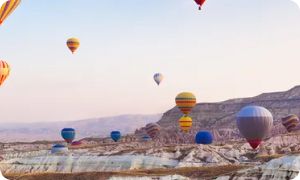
134 85 300 145
216 155 300 180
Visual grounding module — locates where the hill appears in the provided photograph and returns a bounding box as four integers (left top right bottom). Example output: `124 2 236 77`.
135 85 300 144
0 114 162 142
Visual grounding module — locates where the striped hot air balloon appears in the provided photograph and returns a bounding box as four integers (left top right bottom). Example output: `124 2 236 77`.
236 106 273 150
282 114 299 133
175 92 196 116
179 116 193 131
153 73 163 86
110 131 121 142
0 60 10 87
61 128 75 144
145 123 160 139
66 38 80 54
0 0 21 27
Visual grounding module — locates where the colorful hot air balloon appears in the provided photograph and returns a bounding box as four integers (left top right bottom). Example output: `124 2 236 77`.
51 144 68 154
282 114 299 133
236 106 273 149
175 92 196 116
0 0 21 27
194 0 206 10
145 123 160 139
110 131 121 142
179 116 193 131
153 73 163 86
0 60 10 87
66 38 80 54
71 140 83 146
61 128 75 144
195 131 213 144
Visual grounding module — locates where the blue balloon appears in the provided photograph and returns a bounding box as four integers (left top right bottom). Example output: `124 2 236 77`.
110 131 121 142
51 144 68 154
140 135 151 141
195 131 213 144
61 128 75 143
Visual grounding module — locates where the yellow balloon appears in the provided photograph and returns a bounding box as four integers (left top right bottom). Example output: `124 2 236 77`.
179 116 193 131
175 92 196 115
0 60 10 87
0 0 21 27
66 38 80 54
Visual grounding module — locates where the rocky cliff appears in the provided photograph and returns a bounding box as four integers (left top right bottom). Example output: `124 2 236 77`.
135 85 300 144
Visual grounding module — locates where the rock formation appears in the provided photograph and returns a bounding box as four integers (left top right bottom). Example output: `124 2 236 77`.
135 85 300 145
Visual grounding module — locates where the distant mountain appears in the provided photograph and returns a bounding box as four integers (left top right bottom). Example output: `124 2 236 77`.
135 85 300 144
0 114 162 142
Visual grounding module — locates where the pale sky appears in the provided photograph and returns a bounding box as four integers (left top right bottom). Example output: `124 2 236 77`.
0 0 299 123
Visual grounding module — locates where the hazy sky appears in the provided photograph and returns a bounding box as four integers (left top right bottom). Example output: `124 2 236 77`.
0 0 299 123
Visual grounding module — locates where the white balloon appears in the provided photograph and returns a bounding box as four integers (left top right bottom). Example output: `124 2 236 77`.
291 0 300 9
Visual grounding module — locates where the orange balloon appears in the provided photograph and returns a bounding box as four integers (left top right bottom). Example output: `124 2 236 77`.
0 60 10 87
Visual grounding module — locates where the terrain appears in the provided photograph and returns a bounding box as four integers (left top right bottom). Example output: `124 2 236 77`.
0 114 162 142
0 132 300 179
2 86 300 179
134 85 300 144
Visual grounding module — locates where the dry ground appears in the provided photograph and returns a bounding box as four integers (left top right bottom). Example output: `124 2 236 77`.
3 165 249 180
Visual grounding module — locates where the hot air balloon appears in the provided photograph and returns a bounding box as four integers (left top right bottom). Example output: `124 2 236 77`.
145 123 160 139
61 128 75 144
282 114 299 133
175 92 196 116
153 73 163 86
140 135 151 141
194 0 206 10
236 106 273 150
179 116 193 131
51 144 68 154
66 38 80 54
0 60 10 87
0 0 21 27
110 131 121 142
195 131 213 144
71 140 83 146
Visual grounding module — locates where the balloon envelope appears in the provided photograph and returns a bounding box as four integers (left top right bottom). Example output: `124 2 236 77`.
179 116 193 131
236 106 273 149
51 144 68 154
66 38 80 54
194 0 206 6
145 123 160 139
61 128 75 143
153 73 163 85
0 60 10 87
0 0 21 27
140 135 151 141
282 114 299 133
195 131 213 144
175 92 196 115
110 131 121 142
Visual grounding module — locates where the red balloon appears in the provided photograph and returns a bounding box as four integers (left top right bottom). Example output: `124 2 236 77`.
194 0 206 6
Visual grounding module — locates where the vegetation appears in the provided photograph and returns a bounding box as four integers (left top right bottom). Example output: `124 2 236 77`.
4 165 249 180
255 154 284 163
